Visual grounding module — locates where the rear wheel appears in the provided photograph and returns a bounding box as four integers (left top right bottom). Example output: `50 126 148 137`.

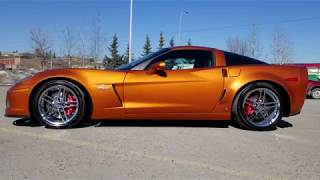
31 80 86 128
232 83 283 130
311 88 320 99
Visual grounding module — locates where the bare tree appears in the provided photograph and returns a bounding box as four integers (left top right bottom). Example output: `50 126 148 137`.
78 32 87 67
30 28 51 70
226 36 249 56
247 25 262 59
63 27 76 67
271 30 293 64
90 15 104 66
226 25 262 58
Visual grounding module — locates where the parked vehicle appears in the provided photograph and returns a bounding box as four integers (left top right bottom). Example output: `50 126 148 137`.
292 63 320 81
6 46 308 130
289 63 320 99
307 80 320 99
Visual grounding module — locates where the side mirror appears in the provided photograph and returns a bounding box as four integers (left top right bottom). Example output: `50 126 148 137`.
149 61 166 74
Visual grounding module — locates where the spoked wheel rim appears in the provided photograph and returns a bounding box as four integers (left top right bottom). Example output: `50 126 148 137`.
312 89 320 99
241 88 281 127
38 85 79 127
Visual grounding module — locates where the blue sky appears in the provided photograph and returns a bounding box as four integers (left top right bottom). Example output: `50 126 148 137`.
0 0 320 62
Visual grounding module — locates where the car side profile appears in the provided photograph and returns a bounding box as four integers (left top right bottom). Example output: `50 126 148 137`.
5 46 308 130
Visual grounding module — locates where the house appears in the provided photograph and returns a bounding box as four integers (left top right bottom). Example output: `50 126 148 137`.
0 57 21 70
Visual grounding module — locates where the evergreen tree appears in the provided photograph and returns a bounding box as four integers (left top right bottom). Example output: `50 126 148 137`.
158 32 165 49
187 38 192 46
169 37 175 47
103 34 125 69
48 50 52 58
45 51 51 59
123 44 133 64
142 35 152 56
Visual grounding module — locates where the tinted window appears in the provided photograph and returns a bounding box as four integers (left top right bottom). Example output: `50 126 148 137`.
116 48 169 70
148 50 214 70
223 51 267 66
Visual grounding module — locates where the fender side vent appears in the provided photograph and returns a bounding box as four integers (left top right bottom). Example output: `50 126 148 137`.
112 84 123 104
219 89 227 102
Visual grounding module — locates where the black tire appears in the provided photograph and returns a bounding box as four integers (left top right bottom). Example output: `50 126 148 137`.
232 82 283 131
31 80 86 128
311 88 320 99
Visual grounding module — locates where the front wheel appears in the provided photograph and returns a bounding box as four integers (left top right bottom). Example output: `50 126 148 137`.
232 83 283 130
31 80 87 128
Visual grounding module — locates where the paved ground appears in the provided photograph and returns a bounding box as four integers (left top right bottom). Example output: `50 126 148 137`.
0 86 319 180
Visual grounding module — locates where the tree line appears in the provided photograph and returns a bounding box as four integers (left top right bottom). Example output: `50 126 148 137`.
226 25 294 64
103 33 193 69
30 17 293 71
30 28 192 70
30 16 193 70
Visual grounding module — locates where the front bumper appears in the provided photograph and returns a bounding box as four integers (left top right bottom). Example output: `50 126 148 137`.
5 85 31 117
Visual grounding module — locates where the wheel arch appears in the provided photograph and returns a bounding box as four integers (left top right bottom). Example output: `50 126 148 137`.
232 80 291 117
311 86 320 91
29 77 93 120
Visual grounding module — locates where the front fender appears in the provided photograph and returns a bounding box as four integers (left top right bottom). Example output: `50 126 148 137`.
6 69 127 119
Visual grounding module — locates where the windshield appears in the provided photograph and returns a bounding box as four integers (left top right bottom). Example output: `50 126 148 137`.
116 48 170 70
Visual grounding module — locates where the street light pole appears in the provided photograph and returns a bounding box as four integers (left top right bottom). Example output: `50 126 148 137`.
128 0 133 63
178 10 188 45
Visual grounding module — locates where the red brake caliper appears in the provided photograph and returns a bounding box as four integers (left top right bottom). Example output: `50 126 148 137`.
65 94 76 118
244 97 255 116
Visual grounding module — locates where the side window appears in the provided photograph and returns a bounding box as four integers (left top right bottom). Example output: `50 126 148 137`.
165 58 195 70
148 50 213 70
224 51 267 65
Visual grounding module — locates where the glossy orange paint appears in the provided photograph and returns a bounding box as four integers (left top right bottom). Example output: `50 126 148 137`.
5 47 308 121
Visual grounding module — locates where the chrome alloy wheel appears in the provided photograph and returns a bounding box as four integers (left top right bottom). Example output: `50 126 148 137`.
241 88 281 128
37 85 79 127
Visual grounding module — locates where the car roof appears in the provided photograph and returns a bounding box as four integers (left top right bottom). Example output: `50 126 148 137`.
170 46 216 51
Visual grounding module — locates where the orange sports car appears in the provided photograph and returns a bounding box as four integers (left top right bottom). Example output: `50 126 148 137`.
5 46 308 130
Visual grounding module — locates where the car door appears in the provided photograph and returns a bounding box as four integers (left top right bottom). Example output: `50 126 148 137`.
123 49 224 114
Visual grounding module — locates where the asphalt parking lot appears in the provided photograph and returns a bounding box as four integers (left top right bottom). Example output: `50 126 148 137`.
0 86 319 180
